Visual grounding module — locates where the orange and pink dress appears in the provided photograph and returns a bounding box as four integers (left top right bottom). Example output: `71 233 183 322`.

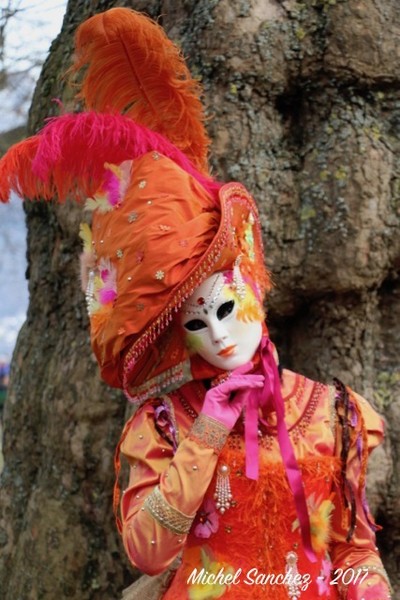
118 368 391 600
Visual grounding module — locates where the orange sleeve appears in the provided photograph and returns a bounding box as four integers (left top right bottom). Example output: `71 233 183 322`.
119 401 228 575
329 387 392 599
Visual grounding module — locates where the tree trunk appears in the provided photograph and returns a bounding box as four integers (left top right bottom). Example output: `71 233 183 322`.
1 0 399 598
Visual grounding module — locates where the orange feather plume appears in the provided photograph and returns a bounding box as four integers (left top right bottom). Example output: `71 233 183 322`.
70 8 211 173
0 136 50 202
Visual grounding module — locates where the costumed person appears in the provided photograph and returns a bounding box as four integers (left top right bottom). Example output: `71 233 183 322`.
0 8 392 600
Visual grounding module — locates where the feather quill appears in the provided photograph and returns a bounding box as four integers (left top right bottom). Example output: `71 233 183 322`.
70 8 210 173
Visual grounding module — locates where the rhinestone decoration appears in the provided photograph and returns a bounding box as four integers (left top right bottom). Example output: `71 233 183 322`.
128 212 138 223
85 270 95 315
116 249 123 258
138 180 147 189
183 273 224 316
155 270 165 280
232 256 246 300
152 151 160 160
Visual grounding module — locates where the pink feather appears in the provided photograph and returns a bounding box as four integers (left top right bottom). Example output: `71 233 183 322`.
103 169 121 206
31 111 221 202
99 289 117 305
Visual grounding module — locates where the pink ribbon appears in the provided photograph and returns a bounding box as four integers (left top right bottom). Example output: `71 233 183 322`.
243 336 316 563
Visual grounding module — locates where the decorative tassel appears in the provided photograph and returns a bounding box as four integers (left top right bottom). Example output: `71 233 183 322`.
70 7 211 173
285 551 302 599
214 464 233 514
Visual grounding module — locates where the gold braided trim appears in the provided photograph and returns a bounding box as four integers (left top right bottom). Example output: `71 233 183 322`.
354 564 393 593
187 414 229 454
144 486 194 535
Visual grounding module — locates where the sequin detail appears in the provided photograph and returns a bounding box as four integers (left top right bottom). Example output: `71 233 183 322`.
128 212 139 223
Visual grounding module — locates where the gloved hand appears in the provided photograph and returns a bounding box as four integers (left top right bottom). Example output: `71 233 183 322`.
200 363 264 430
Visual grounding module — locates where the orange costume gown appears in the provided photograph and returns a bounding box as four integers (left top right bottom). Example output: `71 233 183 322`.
118 369 392 600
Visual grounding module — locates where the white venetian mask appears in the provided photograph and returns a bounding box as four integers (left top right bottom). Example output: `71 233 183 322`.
181 270 264 370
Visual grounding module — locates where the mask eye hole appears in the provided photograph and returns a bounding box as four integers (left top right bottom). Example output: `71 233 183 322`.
217 300 235 321
184 319 207 332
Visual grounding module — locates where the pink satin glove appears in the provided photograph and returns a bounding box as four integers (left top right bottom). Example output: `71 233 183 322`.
200 363 264 430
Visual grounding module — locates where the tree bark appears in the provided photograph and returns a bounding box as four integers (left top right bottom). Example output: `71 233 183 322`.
1 0 399 598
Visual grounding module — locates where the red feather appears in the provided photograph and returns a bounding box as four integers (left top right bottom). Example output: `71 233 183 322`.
70 8 211 173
